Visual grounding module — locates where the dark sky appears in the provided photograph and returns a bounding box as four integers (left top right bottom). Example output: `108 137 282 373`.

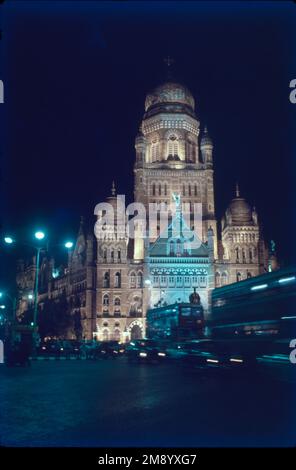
1 1 296 287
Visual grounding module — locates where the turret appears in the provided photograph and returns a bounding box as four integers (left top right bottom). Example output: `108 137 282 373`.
200 126 213 166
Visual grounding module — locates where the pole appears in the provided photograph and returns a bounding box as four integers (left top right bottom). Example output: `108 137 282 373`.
33 247 41 327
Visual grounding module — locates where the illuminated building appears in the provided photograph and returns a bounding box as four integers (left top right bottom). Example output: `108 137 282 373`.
16 79 277 340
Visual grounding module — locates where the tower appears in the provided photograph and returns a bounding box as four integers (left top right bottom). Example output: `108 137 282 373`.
133 80 218 258
218 184 264 285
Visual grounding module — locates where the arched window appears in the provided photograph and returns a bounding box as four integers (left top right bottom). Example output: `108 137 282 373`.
167 135 179 157
152 183 156 196
194 185 198 196
249 248 253 262
114 329 121 341
221 272 228 286
215 272 221 287
114 272 121 288
103 294 109 306
158 183 161 195
242 249 246 263
114 297 121 306
188 185 191 196
110 250 114 263
137 272 143 288
182 184 186 196
103 248 107 262
237 272 242 282
103 329 109 341
103 272 110 288
164 184 167 196
130 272 136 288
235 247 240 263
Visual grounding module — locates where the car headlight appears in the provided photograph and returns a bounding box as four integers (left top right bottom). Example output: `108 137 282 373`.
158 352 166 357
139 352 147 358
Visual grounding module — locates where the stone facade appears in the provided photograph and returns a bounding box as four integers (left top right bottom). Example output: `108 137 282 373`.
16 79 277 341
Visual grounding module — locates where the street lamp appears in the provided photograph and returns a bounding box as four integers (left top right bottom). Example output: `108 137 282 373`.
4 236 14 244
0 305 6 310
64 241 74 249
34 231 45 241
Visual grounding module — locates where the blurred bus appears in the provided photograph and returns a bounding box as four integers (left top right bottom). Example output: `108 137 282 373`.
146 303 204 341
210 267 296 340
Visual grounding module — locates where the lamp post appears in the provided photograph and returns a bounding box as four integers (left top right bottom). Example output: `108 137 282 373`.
4 233 74 347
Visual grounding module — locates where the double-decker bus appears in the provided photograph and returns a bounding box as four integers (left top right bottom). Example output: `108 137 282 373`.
146 303 204 341
209 267 296 340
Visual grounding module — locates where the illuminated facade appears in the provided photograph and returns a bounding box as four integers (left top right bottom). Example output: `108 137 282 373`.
16 79 276 341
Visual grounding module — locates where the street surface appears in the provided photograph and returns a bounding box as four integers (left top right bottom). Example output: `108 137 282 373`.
0 358 295 447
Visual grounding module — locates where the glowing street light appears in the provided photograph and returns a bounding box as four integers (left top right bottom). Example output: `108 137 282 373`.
64 241 74 249
4 236 14 244
0 305 6 310
34 231 45 240
28 294 34 300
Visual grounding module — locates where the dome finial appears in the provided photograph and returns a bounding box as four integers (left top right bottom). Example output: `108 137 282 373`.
235 182 240 198
111 181 116 197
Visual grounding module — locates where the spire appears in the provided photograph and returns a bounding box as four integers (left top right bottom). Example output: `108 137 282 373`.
79 215 84 234
204 125 208 134
163 55 174 80
111 181 116 197
235 183 240 198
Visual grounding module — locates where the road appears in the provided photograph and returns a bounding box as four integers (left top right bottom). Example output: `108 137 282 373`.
0 358 295 447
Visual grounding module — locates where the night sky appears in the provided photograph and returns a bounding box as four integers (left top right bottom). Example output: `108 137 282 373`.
1 1 296 289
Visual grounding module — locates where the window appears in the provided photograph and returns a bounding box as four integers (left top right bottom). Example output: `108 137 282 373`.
130 272 136 288
114 272 121 288
184 276 191 287
221 272 228 286
103 249 107 262
152 183 156 196
111 250 114 263
235 247 239 263
242 249 246 263
164 184 167 196
158 184 161 195
168 135 179 156
188 185 191 196
237 272 242 282
103 272 110 288
192 276 198 287
117 249 121 262
160 276 167 286
249 248 253 262
153 275 159 287
182 184 186 196
199 276 207 287
103 294 109 306
137 272 143 288
176 276 183 287
247 271 252 279
215 272 221 287
114 329 121 341
168 276 175 286
194 185 198 196
114 297 121 306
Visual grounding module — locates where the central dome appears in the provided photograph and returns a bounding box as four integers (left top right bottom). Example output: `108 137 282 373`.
144 81 195 113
